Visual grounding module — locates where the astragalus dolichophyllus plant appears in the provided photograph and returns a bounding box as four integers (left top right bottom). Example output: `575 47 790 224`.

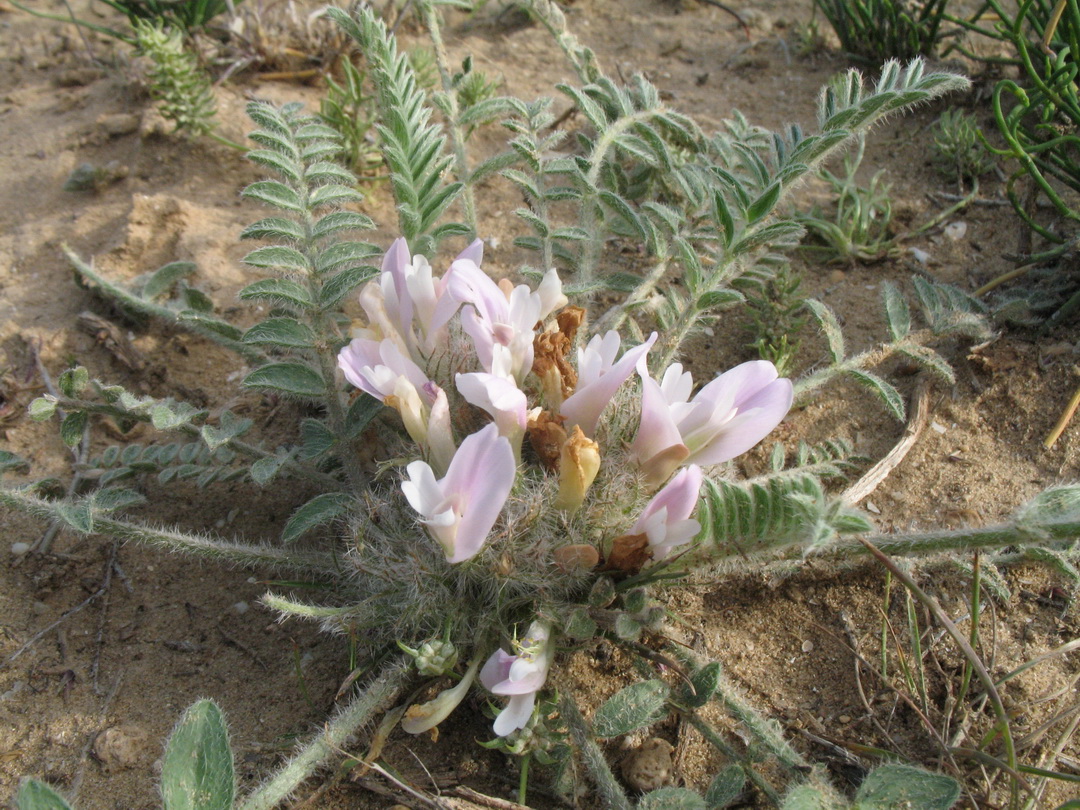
10 2 1080 809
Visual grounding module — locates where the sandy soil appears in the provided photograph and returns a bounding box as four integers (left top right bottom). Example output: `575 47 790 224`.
1 0 1079 808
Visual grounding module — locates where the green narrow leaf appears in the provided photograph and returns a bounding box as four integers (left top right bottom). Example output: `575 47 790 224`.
143 261 198 299
16 779 74 810
150 402 205 431
243 245 311 273
881 281 911 340
803 299 845 364
312 212 374 239
241 318 316 349
57 367 89 398
704 766 745 808
243 364 326 398
238 278 313 308
54 500 94 533
854 764 961 810
637 787 705 810
161 699 235 810
320 265 378 308
282 492 352 543
242 180 303 212
60 411 88 447
300 418 336 460
895 344 955 384
346 393 383 437
746 181 781 224
92 487 147 513
593 679 670 738
201 411 254 452
681 662 722 708
240 217 306 243
846 369 905 421
1 449 31 476
29 397 58 421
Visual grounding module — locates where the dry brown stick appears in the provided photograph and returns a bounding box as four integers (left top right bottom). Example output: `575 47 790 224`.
842 376 933 505
450 786 532 809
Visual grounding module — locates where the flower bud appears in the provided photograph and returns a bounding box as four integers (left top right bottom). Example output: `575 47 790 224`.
553 426 600 514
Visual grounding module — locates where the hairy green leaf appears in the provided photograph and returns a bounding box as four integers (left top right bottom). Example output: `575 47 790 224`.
593 679 670 738
243 364 325 398
143 261 198 299
16 779 74 810
282 492 352 543
161 699 235 810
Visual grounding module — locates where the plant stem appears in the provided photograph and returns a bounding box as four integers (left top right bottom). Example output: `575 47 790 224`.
208 129 249 152
0 487 338 576
418 0 477 237
684 713 782 805
238 665 406 810
518 753 530 806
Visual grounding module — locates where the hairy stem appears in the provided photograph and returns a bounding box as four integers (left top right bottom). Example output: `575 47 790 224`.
0 487 339 576
418 0 478 237
238 665 407 810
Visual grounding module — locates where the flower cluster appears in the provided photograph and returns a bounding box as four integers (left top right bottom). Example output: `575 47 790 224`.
337 239 792 735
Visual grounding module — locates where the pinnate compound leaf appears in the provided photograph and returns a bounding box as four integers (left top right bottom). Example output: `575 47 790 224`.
854 764 960 810
593 679 670 738
845 369 905 421
143 261 198 299
704 766 745 808
637 788 705 810
244 364 325 398
16 779 74 810
282 492 352 543
161 699 235 810
60 411 88 447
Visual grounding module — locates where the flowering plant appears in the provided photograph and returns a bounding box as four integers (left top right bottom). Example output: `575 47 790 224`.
10 2 1079 808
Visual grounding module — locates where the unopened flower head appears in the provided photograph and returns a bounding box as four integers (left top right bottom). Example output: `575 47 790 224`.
629 464 703 560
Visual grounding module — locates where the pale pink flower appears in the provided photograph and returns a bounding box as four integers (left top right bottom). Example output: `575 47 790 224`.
456 372 528 456
401 423 515 563
445 263 567 383
479 621 553 736
356 238 483 360
629 465 703 560
631 360 793 488
559 331 657 437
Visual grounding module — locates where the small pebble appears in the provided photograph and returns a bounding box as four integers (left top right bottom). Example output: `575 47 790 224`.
232 601 249 615
801 640 814 653
98 113 139 137
838 714 852 724
909 246 930 264
32 601 49 615
622 738 674 792
866 501 881 515
10 542 30 556
93 726 149 771
931 421 947 434
944 221 967 241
